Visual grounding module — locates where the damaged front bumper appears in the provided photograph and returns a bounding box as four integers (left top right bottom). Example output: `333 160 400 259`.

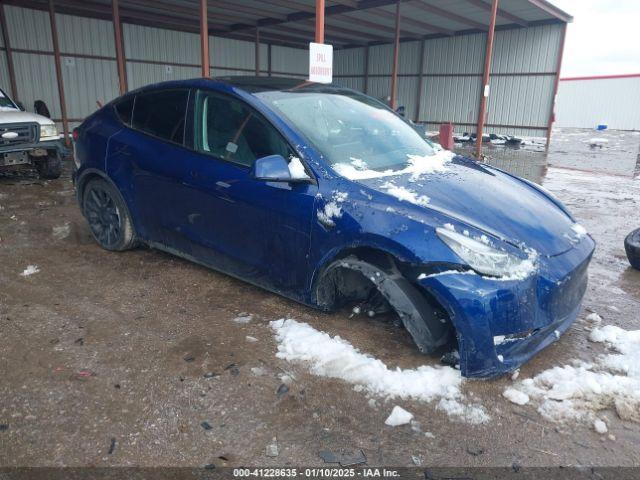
417 236 596 378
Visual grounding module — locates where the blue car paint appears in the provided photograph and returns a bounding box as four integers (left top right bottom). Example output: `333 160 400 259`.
74 78 595 378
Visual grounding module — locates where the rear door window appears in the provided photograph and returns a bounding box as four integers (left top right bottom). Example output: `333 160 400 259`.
132 89 189 145
194 90 293 168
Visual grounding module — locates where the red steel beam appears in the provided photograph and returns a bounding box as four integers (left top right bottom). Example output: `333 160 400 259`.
112 0 127 94
315 0 325 43
475 0 499 158
545 22 567 149
48 0 70 146
0 4 18 101
389 0 400 109
200 0 209 77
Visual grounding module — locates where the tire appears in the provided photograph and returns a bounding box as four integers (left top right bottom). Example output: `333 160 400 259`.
82 178 136 251
624 228 640 270
317 255 452 353
35 152 62 179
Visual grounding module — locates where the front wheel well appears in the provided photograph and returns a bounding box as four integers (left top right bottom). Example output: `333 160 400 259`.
314 247 454 354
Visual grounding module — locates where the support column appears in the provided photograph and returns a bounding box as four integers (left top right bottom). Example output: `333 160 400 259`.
389 0 400 110
112 0 127 95
0 4 18 101
315 0 325 43
267 44 272 76
475 0 499 158
546 23 567 150
255 28 260 76
414 38 426 123
200 0 209 77
363 44 369 95
48 0 69 146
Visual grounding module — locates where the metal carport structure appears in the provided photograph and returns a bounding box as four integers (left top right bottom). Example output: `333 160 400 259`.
0 0 571 154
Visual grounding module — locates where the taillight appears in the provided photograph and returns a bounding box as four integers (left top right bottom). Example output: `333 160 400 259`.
72 128 79 141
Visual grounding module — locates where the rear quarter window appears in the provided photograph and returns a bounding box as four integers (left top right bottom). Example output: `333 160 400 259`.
131 89 189 145
114 96 134 125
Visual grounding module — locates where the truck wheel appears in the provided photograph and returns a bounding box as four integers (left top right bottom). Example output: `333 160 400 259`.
624 228 640 270
35 152 62 179
82 178 136 251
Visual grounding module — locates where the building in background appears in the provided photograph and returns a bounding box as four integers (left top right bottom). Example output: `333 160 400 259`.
556 74 640 131
0 0 571 145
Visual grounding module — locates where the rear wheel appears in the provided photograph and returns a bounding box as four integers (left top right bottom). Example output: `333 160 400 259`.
35 152 62 179
82 178 136 251
624 228 640 270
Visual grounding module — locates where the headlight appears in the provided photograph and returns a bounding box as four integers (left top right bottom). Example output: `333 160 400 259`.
40 123 58 139
436 227 536 279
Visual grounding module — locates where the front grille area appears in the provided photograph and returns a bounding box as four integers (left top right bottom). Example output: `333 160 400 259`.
0 123 38 149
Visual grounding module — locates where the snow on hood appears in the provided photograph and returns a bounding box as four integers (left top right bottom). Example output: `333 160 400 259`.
270 318 489 424
347 154 579 257
333 150 455 181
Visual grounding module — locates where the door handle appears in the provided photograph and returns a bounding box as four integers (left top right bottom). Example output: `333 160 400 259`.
215 181 231 189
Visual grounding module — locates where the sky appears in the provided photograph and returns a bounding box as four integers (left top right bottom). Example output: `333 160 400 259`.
549 0 640 77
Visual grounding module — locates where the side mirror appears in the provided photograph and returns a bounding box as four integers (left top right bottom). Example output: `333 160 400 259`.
251 154 311 183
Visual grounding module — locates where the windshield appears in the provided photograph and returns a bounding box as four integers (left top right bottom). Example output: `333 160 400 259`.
0 90 17 110
256 90 438 175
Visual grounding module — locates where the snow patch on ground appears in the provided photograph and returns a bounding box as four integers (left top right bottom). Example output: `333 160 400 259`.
504 323 640 425
380 182 430 207
385 406 413 426
270 318 489 424
594 418 608 434
503 388 529 405
20 265 40 277
333 150 455 180
52 223 71 240
233 313 253 324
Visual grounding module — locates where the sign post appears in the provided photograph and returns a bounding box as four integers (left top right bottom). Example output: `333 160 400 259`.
309 42 333 84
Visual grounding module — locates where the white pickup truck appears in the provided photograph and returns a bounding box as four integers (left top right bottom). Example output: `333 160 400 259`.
0 88 63 179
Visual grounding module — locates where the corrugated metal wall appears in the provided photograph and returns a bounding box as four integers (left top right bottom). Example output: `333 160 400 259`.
0 5 564 139
556 76 640 130
334 23 564 138
0 5 305 130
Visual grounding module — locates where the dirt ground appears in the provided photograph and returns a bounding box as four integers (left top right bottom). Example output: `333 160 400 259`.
1 128 639 468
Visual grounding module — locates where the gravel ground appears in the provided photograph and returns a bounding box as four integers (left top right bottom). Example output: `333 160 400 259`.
0 129 639 468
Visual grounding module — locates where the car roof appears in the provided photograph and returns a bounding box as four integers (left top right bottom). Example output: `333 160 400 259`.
125 76 350 97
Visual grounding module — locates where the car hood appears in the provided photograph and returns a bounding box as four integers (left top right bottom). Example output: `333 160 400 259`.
353 155 577 257
0 109 54 126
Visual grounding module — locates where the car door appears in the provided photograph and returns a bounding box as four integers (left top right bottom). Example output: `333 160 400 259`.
107 88 194 252
183 89 318 297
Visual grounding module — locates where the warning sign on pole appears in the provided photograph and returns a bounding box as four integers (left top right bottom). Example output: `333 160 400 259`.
309 42 333 84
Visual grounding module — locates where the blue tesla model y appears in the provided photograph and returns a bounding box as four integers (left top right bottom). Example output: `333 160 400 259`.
73 77 595 378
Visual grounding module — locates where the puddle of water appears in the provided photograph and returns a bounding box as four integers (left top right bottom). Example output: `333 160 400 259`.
450 128 640 184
